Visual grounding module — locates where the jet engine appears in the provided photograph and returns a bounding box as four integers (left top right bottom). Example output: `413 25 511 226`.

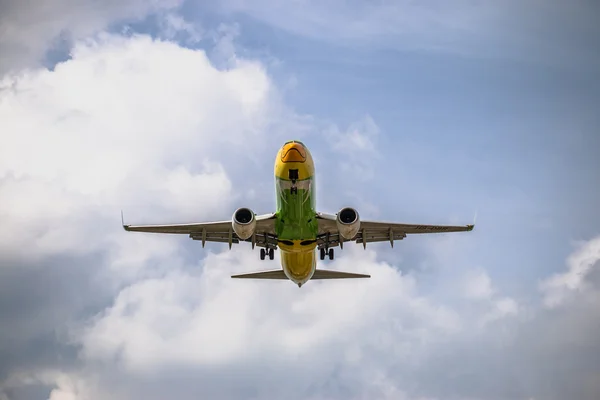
336 207 360 240
232 207 256 240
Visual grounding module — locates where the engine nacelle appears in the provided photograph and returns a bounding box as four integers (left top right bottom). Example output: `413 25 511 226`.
232 207 256 240
336 207 360 240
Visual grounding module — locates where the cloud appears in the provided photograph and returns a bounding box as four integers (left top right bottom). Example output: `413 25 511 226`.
77 247 459 371
540 235 600 308
5 247 465 400
0 0 184 74
0 32 280 261
158 12 203 44
322 115 380 181
459 269 520 329
5 234 598 400
216 0 499 45
326 114 379 155
213 0 600 67
462 269 495 300
0 30 294 398
1 7 599 400
479 297 519 327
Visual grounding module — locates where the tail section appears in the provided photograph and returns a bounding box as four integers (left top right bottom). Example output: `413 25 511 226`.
311 269 370 279
231 269 288 279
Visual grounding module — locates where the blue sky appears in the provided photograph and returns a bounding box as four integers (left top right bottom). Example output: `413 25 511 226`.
1 1 599 399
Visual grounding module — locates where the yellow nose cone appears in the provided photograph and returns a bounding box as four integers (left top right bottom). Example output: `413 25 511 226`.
281 142 306 163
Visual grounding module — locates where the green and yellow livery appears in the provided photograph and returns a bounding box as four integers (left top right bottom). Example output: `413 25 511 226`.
123 140 474 288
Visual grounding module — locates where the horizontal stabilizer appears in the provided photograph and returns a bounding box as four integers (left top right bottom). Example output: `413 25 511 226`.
230 269 370 280
231 269 288 279
311 269 370 279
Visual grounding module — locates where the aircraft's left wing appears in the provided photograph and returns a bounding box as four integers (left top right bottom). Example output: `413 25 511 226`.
315 212 474 249
122 213 278 248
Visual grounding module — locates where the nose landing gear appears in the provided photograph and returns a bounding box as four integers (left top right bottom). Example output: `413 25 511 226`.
288 169 299 182
289 169 299 195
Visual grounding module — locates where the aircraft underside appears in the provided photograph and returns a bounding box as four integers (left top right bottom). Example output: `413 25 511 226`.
122 140 474 288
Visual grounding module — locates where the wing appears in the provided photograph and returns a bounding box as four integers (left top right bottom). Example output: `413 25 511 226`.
122 212 278 249
315 212 474 250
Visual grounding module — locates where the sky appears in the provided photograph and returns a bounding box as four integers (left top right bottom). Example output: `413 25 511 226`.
1 1 599 399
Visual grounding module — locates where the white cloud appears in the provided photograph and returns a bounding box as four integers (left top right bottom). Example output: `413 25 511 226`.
326 114 379 155
208 23 242 69
0 0 183 74
1 370 94 400
213 0 600 68
540 235 600 308
71 246 463 399
1 9 599 400
0 36 294 400
78 246 459 367
0 28 297 399
460 269 520 329
158 12 203 44
479 297 519 327
323 115 380 180
0 33 278 263
216 0 499 47
463 269 495 300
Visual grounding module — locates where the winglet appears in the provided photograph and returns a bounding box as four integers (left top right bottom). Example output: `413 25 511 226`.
468 210 477 231
121 210 129 231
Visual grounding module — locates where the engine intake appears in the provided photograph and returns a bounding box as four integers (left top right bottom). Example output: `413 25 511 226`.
336 207 360 240
232 207 256 240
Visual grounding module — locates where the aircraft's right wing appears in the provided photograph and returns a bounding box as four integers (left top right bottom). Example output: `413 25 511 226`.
316 212 474 249
122 212 278 249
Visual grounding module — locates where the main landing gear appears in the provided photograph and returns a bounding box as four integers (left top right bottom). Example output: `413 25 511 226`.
320 247 334 261
260 248 274 260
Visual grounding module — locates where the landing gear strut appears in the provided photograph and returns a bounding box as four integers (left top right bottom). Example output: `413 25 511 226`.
320 247 334 260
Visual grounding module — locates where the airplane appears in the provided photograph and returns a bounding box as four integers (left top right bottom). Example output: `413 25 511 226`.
122 140 474 288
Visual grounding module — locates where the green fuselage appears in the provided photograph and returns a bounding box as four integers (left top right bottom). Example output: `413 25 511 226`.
274 176 318 241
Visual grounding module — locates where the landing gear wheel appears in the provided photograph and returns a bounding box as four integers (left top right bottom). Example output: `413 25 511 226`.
320 247 326 260
260 248 266 260
269 248 274 260
328 248 334 260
